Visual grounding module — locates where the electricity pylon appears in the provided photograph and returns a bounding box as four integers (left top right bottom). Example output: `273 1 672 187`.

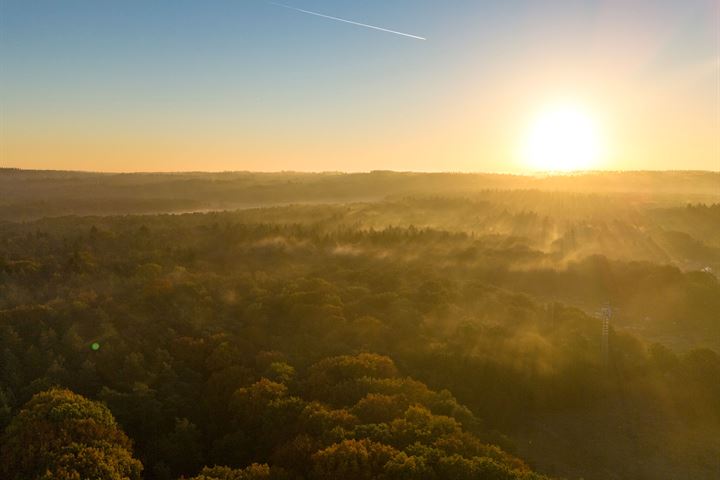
597 303 613 367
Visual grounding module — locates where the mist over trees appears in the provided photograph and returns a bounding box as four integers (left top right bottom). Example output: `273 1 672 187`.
0 170 718 479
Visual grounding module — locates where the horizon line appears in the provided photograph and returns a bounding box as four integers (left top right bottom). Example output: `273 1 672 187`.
2 167 719 176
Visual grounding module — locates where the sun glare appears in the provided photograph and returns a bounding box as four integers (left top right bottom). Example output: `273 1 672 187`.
522 103 604 172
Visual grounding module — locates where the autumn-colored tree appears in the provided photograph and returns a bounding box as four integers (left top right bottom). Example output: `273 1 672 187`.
310 439 398 480
232 378 288 418
307 354 398 386
304 354 399 404
299 401 358 439
351 393 407 424
37 442 143 480
184 463 290 480
432 432 529 473
0 387 143 480
382 451 436 480
388 406 461 449
230 378 289 431
435 454 539 480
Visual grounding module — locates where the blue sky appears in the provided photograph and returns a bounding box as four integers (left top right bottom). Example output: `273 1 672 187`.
1 0 718 172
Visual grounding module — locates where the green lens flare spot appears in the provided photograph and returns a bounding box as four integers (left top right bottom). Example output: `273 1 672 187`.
91 342 100 351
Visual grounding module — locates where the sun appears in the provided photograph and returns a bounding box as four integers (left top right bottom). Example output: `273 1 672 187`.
522 103 604 172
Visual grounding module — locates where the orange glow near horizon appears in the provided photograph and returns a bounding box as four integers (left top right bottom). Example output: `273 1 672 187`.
1 2 718 173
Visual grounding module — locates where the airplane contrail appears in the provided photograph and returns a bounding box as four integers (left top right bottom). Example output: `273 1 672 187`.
269 2 426 41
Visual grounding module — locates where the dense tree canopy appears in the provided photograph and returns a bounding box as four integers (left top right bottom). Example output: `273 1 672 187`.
1 171 719 479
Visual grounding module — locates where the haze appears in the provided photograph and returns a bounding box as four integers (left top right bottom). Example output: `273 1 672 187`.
1 3 720 480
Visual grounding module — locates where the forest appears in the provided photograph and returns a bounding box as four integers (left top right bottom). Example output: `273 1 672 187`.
0 170 719 479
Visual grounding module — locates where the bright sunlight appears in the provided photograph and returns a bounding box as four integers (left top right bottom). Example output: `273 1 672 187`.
522 103 605 172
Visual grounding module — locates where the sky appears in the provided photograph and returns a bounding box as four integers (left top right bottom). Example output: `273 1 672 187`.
1 0 718 173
